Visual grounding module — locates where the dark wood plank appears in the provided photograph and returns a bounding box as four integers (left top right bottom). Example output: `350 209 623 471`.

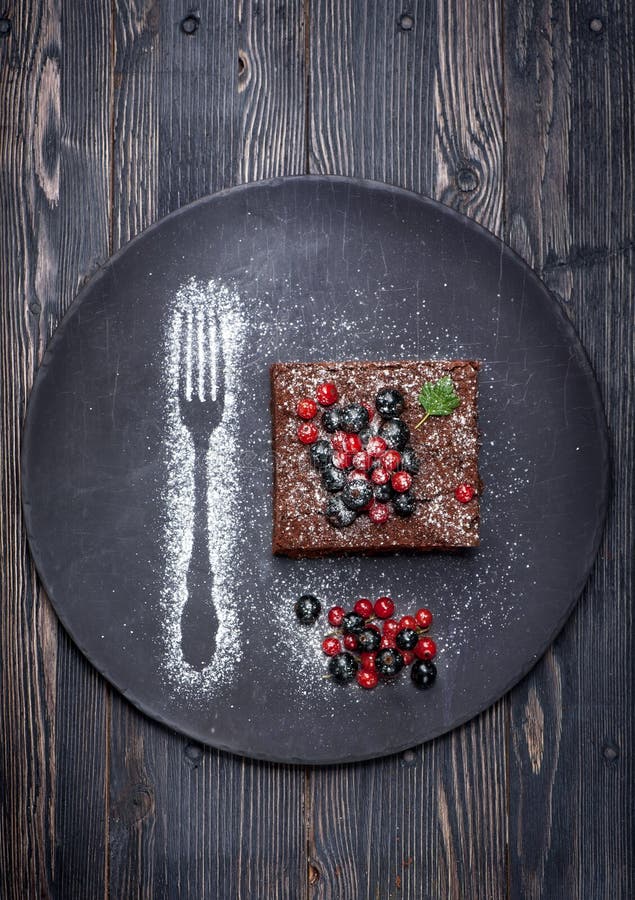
108 2 307 898
2 2 633 898
308 0 434 190
307 2 508 898
0 2 112 897
504 2 634 897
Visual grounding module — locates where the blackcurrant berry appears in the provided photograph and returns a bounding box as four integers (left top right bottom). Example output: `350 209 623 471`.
328 652 359 684
395 627 418 651
342 479 373 511
357 628 382 652
341 403 370 434
341 611 365 635
375 388 405 418
411 659 437 689
322 407 343 433
325 496 357 527
322 465 347 492
375 647 404 678
310 439 333 470
294 594 321 625
400 447 420 474
393 491 416 517
373 482 395 503
379 418 409 450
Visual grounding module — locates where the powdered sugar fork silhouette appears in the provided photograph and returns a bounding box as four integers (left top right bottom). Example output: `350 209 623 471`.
178 307 225 669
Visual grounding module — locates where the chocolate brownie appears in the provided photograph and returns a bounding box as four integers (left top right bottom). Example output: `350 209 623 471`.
271 360 481 558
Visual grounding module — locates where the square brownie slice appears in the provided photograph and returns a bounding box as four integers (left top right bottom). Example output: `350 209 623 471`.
271 360 481 558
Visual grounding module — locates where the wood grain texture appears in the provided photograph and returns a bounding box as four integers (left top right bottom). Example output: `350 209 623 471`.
504 1 634 898
0 1 112 897
1 0 634 897
308 3 508 899
109 2 307 898
309 0 436 189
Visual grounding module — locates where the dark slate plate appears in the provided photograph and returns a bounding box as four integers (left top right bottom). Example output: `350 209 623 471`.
22 176 609 764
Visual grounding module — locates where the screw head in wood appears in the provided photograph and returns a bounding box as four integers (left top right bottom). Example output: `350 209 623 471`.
181 14 199 35
0 18 11 36
398 13 414 31
589 17 604 33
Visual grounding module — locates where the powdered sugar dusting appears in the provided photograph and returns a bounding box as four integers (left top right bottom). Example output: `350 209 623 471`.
156 272 532 707
160 278 247 696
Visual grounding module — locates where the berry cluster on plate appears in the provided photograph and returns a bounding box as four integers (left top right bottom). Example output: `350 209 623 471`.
294 593 437 691
295 381 419 527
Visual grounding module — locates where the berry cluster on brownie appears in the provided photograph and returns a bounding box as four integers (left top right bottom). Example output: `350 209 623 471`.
295 381 420 528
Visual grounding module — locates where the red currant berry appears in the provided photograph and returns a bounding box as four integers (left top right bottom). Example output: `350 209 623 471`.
415 608 433 630
366 436 388 457
333 450 354 470
455 482 475 503
352 450 372 471
322 636 341 657
344 634 358 651
368 503 390 524
382 449 401 471
344 433 363 454
382 618 399 636
360 651 377 671
371 466 391 486
331 430 348 451
297 422 319 444
414 637 437 661
327 605 345 627
367 623 381 634
401 650 415 666
374 596 395 619
380 634 396 649
357 669 379 689
296 397 317 420
354 598 374 618
399 615 418 631
348 469 369 481
316 382 338 406
391 471 412 493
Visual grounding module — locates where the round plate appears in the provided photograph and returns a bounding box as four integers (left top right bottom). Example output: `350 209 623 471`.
22 177 609 763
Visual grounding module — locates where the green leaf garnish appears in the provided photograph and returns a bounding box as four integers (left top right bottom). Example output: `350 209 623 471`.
415 376 460 428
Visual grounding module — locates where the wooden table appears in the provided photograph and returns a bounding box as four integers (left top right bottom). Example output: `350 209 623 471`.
1 2 632 897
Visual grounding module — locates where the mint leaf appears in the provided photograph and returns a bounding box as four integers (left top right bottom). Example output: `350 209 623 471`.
415 376 460 427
